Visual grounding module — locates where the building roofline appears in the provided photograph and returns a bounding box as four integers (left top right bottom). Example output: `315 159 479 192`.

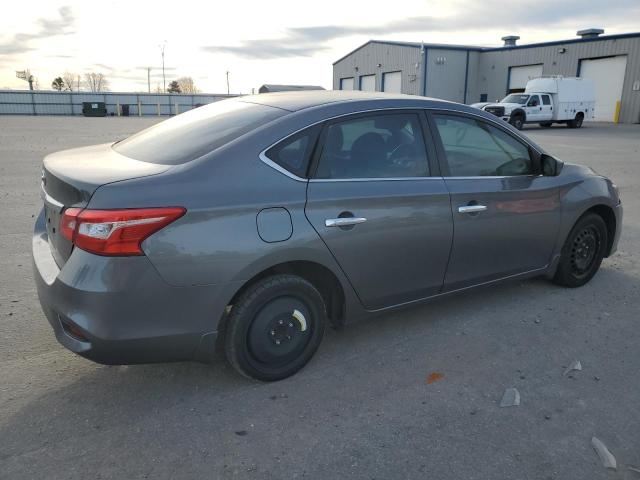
333 32 640 64
332 40 483 64
481 31 640 51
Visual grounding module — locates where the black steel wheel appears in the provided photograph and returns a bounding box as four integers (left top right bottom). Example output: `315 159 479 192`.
224 275 326 381
567 113 584 128
509 114 524 130
553 213 607 287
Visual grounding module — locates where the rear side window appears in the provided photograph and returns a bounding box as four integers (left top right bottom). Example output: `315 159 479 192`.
433 114 533 177
265 126 319 178
113 99 285 165
314 113 429 179
541 95 551 105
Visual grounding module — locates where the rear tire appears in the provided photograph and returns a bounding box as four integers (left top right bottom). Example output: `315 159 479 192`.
224 274 326 381
553 213 607 288
509 114 524 130
567 113 584 128
539 122 552 128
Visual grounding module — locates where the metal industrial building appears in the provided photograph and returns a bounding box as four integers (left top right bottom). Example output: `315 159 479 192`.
333 29 640 123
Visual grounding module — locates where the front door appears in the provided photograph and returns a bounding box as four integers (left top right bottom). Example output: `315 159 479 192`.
524 94 543 121
305 111 453 310
430 112 561 291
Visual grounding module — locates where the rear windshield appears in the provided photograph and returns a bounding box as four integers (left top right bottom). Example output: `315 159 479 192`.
113 99 286 164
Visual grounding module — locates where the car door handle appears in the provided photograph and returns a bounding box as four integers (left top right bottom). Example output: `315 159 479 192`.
325 217 367 227
458 205 487 214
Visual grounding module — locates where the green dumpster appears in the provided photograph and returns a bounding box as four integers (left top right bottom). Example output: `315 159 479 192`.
82 102 107 117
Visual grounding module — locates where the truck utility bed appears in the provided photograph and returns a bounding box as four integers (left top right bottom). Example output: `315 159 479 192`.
525 77 595 121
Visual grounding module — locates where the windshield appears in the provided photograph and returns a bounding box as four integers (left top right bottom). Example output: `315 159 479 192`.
113 99 286 165
501 94 529 104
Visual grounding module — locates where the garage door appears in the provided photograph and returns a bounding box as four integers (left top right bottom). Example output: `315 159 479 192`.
579 56 628 122
360 74 376 91
382 71 402 93
340 77 354 90
508 64 543 92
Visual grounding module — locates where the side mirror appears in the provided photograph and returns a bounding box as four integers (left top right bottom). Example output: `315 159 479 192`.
541 154 562 176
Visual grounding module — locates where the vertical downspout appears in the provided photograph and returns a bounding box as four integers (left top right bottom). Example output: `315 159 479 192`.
421 44 428 96
463 50 470 104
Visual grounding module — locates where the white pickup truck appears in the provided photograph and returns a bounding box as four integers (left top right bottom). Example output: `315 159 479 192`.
474 76 595 130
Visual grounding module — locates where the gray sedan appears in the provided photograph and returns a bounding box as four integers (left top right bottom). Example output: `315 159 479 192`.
33 91 622 381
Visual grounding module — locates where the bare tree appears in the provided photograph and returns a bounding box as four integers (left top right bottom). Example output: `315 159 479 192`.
16 69 35 90
176 76 199 94
62 71 80 91
84 72 109 92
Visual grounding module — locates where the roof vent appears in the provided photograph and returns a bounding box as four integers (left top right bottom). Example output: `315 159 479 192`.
501 35 520 47
577 28 604 39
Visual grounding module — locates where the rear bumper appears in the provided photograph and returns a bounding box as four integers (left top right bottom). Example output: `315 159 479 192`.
32 209 237 365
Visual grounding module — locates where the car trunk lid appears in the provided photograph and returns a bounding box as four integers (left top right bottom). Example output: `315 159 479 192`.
41 143 171 267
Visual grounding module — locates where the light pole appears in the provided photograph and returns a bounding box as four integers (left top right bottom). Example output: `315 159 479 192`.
159 41 167 93
226 71 230 95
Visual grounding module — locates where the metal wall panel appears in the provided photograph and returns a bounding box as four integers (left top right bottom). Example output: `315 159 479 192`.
333 43 422 95
0 91 235 116
426 48 468 102
465 51 482 103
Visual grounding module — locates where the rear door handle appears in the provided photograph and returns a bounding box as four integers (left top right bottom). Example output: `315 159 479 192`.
325 217 367 227
458 205 487 214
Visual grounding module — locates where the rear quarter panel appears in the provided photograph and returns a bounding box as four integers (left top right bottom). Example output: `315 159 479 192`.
87 118 364 320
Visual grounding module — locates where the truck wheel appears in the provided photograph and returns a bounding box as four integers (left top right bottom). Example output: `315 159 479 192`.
509 114 524 130
567 113 584 129
539 122 552 128
224 274 327 381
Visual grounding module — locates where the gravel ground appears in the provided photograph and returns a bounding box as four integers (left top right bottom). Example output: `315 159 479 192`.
0 116 639 479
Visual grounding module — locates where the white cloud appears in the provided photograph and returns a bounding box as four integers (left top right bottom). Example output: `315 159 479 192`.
1 0 639 93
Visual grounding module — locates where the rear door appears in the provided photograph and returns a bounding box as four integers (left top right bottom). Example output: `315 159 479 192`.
540 94 553 120
428 111 561 291
305 110 453 310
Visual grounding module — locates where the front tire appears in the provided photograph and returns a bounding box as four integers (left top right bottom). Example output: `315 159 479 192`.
553 213 608 288
224 275 326 381
509 113 524 130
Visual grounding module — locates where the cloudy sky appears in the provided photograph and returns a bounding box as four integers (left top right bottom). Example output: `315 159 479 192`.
1 0 639 94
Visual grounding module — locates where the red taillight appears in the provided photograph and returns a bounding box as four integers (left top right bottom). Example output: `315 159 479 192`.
60 207 82 242
59 207 186 256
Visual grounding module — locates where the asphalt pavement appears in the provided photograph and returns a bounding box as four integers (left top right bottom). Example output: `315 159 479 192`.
1 116 639 479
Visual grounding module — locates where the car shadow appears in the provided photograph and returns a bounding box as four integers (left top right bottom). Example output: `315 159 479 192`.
2 263 637 472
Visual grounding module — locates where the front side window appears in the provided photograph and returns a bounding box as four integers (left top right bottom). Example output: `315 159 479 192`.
265 127 318 178
433 114 533 177
527 95 540 107
314 113 429 179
